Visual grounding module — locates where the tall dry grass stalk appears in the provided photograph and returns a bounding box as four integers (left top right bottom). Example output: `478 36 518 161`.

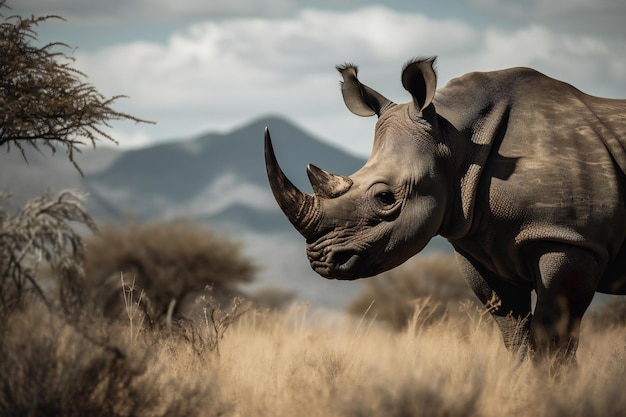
2 298 626 416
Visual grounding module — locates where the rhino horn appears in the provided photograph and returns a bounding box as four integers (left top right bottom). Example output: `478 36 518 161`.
306 164 353 199
264 128 322 238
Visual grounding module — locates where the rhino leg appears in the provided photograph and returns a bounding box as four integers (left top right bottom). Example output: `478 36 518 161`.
454 249 533 356
526 243 599 365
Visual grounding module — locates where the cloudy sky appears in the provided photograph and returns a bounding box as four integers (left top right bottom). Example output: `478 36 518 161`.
11 0 626 157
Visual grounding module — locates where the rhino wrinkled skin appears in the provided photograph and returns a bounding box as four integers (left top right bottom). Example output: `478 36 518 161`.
265 57 626 362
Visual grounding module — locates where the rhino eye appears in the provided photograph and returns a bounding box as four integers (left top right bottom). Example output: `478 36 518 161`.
368 183 400 218
376 191 395 206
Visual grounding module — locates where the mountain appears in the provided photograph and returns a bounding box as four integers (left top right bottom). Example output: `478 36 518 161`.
86 115 367 228
0 116 452 308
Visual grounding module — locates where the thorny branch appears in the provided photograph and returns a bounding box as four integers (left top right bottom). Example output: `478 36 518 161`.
0 2 154 175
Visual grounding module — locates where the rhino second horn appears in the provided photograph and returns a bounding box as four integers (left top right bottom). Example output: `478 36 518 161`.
307 164 352 199
264 128 322 238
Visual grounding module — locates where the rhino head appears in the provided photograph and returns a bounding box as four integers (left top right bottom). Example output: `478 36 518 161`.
265 57 451 279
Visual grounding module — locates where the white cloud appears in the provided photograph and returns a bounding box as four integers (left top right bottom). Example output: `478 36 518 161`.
478 26 554 68
151 173 277 221
71 7 479 155
466 25 626 100
70 6 626 156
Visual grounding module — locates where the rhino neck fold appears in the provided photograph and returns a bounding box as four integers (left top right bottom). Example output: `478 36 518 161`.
439 101 510 240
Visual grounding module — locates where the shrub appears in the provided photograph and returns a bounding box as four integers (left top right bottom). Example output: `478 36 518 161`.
347 253 477 329
0 191 95 322
0 302 227 417
83 219 256 322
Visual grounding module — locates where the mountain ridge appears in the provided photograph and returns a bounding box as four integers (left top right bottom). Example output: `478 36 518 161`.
86 115 368 222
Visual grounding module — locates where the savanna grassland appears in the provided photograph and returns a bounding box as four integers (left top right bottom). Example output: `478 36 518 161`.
2 259 626 417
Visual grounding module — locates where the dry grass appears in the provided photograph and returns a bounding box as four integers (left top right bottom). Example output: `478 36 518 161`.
216 305 626 417
2 295 626 417
0 302 227 417
221 304 626 417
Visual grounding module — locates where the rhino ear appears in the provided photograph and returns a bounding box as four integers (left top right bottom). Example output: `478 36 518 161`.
337 64 392 117
402 57 437 111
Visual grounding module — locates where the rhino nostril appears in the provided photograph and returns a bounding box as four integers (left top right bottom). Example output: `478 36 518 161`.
334 251 360 272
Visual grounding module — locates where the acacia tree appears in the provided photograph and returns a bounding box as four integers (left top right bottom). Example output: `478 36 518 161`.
0 2 149 172
0 1 151 320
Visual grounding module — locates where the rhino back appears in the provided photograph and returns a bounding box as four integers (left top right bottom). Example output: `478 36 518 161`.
437 67 626 283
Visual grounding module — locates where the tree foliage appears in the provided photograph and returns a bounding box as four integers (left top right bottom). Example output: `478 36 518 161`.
0 1 152 174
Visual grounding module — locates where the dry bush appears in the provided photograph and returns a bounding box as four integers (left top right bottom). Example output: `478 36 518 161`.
0 302 227 417
348 252 477 329
0 191 95 322
83 219 256 322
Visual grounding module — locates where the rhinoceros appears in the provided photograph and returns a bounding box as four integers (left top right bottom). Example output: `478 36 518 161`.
264 57 626 362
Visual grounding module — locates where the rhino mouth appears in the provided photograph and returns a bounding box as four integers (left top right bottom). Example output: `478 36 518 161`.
309 249 364 279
